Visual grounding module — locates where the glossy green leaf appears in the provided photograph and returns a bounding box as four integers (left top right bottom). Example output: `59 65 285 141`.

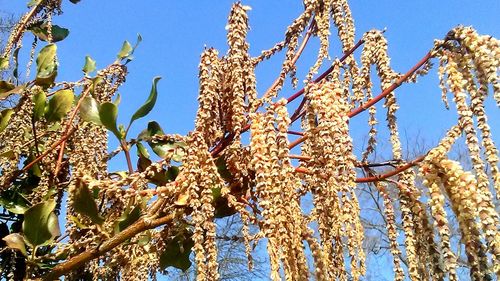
29 23 70 42
27 0 42 7
129 76 161 126
138 121 177 158
0 56 9 70
79 96 102 125
136 142 150 159
82 55 96 75
116 34 142 63
12 47 20 80
138 121 165 140
32 91 47 121
115 206 141 233
0 85 25 101
0 150 15 159
45 89 74 123
47 212 61 238
117 41 133 60
216 156 233 181
90 76 104 94
2 233 27 256
22 199 58 247
0 80 14 94
166 166 179 181
0 109 14 132
137 232 151 246
72 179 104 225
68 215 89 229
99 102 121 139
113 93 121 106
0 196 29 215
159 234 194 271
35 44 57 86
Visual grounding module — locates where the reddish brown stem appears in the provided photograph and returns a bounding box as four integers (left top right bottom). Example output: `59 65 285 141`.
289 154 311 160
212 39 364 157
288 50 434 150
260 19 316 102
348 51 433 118
121 139 135 174
294 155 425 183
22 127 77 173
54 87 92 177
287 130 304 136
286 39 364 104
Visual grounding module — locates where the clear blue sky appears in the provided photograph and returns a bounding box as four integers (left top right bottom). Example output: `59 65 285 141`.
2 1 500 280
3 0 499 149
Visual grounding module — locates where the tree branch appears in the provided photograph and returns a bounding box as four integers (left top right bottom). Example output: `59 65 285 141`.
41 213 176 280
294 154 426 183
288 50 434 150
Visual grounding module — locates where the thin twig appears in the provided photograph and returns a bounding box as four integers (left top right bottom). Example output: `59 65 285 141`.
22 126 77 173
260 19 316 102
54 86 91 176
211 38 365 157
294 154 426 183
41 213 177 280
288 50 434 150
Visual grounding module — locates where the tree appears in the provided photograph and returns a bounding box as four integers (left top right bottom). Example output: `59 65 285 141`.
0 0 499 280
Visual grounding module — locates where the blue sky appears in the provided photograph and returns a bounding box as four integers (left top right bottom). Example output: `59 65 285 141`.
2 1 500 280
3 0 499 149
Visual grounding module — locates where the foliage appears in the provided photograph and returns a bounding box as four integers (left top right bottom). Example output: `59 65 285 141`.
0 0 499 280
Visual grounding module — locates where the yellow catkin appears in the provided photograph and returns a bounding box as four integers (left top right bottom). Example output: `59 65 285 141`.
180 133 222 281
303 79 364 280
195 48 223 148
377 183 405 281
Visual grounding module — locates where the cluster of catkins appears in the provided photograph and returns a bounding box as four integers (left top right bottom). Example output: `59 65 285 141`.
2 0 500 280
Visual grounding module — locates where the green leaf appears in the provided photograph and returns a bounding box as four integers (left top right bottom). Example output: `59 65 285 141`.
136 142 150 159
117 41 133 60
47 212 61 238
115 206 141 234
13 47 20 80
116 34 142 63
68 215 89 229
29 22 70 42
0 196 30 215
82 56 96 75
159 234 194 271
0 56 9 70
129 76 161 126
0 85 25 101
216 156 233 181
35 44 57 87
113 93 121 106
90 76 104 94
0 80 15 94
166 166 179 181
138 121 184 159
72 179 104 225
0 150 15 159
79 96 102 125
45 89 74 123
0 109 14 132
138 121 165 140
99 102 121 139
22 199 58 247
27 0 42 7
32 91 47 121
2 233 27 256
